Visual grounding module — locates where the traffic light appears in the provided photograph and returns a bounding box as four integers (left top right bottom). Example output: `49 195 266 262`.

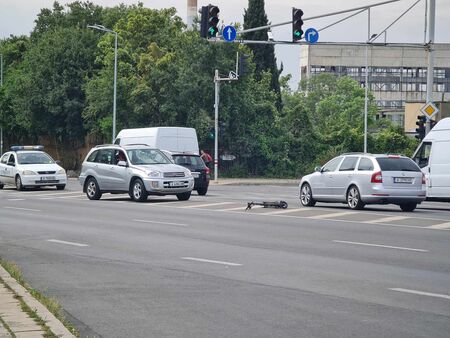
292 8 304 41
430 119 437 130
415 115 426 141
200 5 220 38
238 54 249 77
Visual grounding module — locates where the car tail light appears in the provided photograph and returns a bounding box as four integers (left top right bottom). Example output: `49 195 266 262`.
422 173 426 184
371 171 383 183
205 167 211 175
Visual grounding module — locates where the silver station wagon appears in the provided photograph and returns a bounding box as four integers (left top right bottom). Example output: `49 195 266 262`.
299 153 426 212
79 144 194 202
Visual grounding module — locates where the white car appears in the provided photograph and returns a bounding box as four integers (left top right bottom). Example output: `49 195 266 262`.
0 146 67 190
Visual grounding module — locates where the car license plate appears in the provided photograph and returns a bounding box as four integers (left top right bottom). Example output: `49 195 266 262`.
394 177 413 183
169 181 184 187
40 176 56 181
191 172 199 178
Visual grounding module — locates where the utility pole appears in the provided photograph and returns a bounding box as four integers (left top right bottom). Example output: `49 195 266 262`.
425 0 435 134
213 61 239 181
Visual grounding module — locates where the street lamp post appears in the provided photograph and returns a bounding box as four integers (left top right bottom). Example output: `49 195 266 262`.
88 24 118 143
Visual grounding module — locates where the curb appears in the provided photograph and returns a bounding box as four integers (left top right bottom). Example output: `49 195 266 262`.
0 265 76 338
210 179 299 186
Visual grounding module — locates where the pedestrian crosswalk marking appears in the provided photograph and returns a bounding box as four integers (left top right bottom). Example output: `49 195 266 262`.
366 216 410 223
182 202 234 208
427 222 450 230
310 211 354 219
265 208 312 215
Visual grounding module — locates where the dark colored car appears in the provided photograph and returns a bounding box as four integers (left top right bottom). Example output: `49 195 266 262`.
169 152 210 195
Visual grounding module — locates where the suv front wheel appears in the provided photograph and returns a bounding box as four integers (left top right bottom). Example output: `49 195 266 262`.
177 191 191 201
130 178 148 202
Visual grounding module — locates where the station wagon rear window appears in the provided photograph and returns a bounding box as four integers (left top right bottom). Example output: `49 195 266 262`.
376 158 420 172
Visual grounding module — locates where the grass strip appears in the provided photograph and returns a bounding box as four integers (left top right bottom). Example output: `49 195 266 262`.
0 259 79 337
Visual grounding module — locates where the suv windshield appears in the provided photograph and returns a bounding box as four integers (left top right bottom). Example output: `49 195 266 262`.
17 152 54 164
376 157 420 172
126 148 171 165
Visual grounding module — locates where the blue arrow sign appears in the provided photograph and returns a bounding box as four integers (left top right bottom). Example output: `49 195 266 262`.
305 28 319 44
223 25 237 42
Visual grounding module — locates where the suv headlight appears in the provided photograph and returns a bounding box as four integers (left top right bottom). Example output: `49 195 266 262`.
185 169 192 177
22 170 37 176
57 168 66 175
148 171 162 178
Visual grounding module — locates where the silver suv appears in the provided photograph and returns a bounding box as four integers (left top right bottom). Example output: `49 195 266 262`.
79 144 194 202
299 153 426 211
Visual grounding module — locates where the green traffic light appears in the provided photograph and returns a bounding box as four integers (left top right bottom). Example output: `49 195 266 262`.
294 31 301 37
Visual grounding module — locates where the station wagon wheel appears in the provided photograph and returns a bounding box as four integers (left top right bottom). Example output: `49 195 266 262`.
347 185 364 210
0 183 4 190
15 175 24 191
300 183 316 207
131 178 148 202
86 177 102 200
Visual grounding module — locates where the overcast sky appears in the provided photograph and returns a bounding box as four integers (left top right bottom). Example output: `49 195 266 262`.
1 0 449 87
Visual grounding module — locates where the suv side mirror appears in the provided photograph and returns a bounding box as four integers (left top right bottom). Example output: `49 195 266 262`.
117 160 128 167
314 166 322 173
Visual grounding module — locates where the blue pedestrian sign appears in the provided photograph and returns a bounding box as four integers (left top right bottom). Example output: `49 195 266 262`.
305 28 319 44
223 25 237 42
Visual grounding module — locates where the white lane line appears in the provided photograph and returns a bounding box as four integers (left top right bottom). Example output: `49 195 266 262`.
35 191 82 197
47 239 89 247
7 198 25 201
265 208 313 215
134 219 188 227
333 240 428 252
181 257 242 266
428 222 450 230
41 194 85 200
4 206 41 212
311 211 354 219
390 288 450 300
182 202 234 208
366 215 410 223
217 206 247 211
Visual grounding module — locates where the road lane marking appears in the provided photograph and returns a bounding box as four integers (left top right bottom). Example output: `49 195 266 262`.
366 215 410 223
181 257 242 266
311 211 355 219
47 239 88 247
265 208 313 215
427 222 450 230
182 202 234 208
333 240 428 252
4 206 41 212
389 288 450 300
7 198 25 201
35 191 82 197
217 206 247 211
134 219 188 227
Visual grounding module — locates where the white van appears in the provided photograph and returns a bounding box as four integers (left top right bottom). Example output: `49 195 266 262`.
114 127 199 155
412 117 450 201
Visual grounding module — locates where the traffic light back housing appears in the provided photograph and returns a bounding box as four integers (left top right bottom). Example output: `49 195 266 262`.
292 8 304 41
238 54 249 77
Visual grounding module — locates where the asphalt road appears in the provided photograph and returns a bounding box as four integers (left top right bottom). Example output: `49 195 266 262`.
0 179 449 338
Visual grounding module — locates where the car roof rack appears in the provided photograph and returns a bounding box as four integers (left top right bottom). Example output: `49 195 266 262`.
94 144 118 148
10 145 44 151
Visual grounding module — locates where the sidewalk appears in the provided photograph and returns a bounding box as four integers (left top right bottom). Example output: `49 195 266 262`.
0 265 75 338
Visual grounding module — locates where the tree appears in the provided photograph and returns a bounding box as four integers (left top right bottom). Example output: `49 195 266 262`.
243 0 281 110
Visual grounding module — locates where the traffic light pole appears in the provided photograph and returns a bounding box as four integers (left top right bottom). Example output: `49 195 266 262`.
213 68 238 182
425 0 435 135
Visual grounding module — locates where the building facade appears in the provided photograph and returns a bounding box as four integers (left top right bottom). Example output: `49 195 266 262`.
299 43 450 126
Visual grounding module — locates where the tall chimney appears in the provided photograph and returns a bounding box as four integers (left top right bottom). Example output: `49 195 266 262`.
187 0 198 29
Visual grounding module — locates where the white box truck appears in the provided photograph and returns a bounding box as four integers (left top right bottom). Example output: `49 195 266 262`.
412 117 450 201
114 127 199 155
